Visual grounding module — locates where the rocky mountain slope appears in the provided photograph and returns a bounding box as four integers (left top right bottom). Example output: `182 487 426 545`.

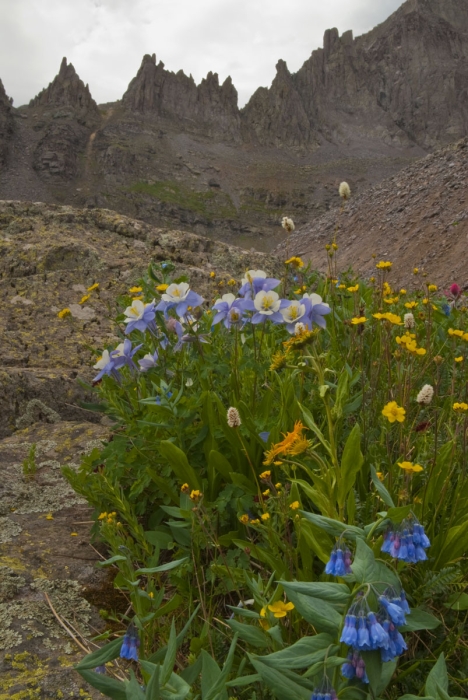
284 137 468 288
1 0 467 246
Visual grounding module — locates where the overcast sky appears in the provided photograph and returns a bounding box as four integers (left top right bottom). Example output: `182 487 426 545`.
0 0 404 108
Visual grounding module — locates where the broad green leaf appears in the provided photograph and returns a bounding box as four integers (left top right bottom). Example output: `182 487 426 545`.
77 669 127 700
148 606 199 663
229 472 257 494
282 590 342 635
127 671 146 700
136 558 188 575
225 619 270 648
435 519 468 567
201 650 222 700
331 370 349 420
400 608 440 632
75 636 123 669
147 471 180 504
338 424 363 509
443 592 468 611
226 674 261 687
425 654 448 698
154 595 184 621
158 440 200 490
161 672 192 700
376 660 397 695
351 538 377 584
398 696 435 700
258 635 337 670
361 650 382 695
161 620 177 685
203 633 238 700
299 404 332 455
233 539 287 577
97 555 128 567
370 466 395 508
387 505 412 523
300 511 364 539
249 657 311 700
280 581 351 606
208 450 233 481
146 664 160 700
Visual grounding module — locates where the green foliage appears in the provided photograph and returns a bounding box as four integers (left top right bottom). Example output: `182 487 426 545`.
22 442 37 480
64 258 468 698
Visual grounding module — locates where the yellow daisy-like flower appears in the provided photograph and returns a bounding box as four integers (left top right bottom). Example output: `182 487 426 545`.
383 296 399 305
156 283 169 293
453 402 468 412
382 401 406 423
261 513 270 521
351 317 367 325
57 308 71 319
190 490 203 501
285 256 304 268
398 461 424 473
448 329 464 337
376 472 384 481
376 261 392 270
370 277 376 284
98 512 108 520
228 278 237 286
405 301 418 309
70 532 78 536
373 312 403 325
260 470 271 480
87 283 99 292
273 461 283 466
270 350 290 372
263 421 307 465
239 514 250 524
275 482 282 489
413 268 419 274
210 271 216 278
422 298 429 305
267 601 295 618
129 286 142 294
400 289 407 295
455 356 464 363
181 483 190 493
347 284 359 293
45 513 54 521
250 519 261 525
79 294 91 305
262 489 270 497
289 501 300 510
338 284 346 290
428 284 438 292
294 288 303 294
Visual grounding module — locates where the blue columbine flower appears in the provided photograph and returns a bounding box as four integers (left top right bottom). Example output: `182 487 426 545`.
211 293 247 329
155 282 204 317
238 270 281 299
302 293 331 329
120 624 140 661
138 350 159 372
93 350 121 383
123 299 157 334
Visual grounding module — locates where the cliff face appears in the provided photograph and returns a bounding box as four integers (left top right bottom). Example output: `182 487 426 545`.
122 54 240 142
0 79 13 166
0 0 467 243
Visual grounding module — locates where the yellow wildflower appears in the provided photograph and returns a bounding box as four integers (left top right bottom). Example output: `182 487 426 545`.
262 489 271 497
148 592 154 598
250 519 260 525
129 286 142 294
97 512 107 520
289 501 300 510
261 513 270 521
347 284 359 293
400 289 407 295
156 283 169 292
275 482 282 489
283 328 316 350
79 294 91 305
87 283 99 292
190 490 202 501
57 308 71 319
455 356 464 363
383 282 392 296
181 483 190 494
325 244 331 251
384 296 399 304
45 513 54 520
239 514 250 524
382 401 406 423
376 472 384 481
260 470 271 480
453 402 468 412
273 461 283 466
351 317 367 325
338 284 346 290
370 276 376 284
428 285 438 292
228 278 237 286
373 312 402 325
376 261 392 270
413 268 419 274
285 256 304 268
270 350 290 371
405 301 418 309
210 271 216 278
422 298 429 305
398 461 424 473
332 243 338 250
263 421 307 465
70 532 78 536
267 601 295 618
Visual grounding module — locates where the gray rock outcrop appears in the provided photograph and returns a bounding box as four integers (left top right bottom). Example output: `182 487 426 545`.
0 79 13 167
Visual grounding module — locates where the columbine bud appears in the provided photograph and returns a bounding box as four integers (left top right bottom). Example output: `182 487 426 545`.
227 407 242 428
404 313 415 329
281 217 295 233
416 385 434 405
339 182 351 200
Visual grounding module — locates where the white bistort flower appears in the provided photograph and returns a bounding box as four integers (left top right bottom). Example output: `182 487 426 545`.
339 182 351 200
404 313 415 329
417 384 434 405
281 217 295 233
227 407 242 428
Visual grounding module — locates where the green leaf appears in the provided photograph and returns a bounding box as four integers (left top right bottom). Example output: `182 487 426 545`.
249 657 311 700
282 589 342 635
127 670 146 700
376 660 397 695
97 555 128 567
148 606 199 663
233 539 287 577
351 538 377 584
400 608 441 632
387 505 412 523
161 672 192 700
435 519 468 567
257 635 337 670
161 620 177 685
208 450 233 481
280 581 351 606
158 441 200 490
300 511 365 539
443 592 468 610
154 595 184 620
145 664 160 700
398 696 435 700
370 466 395 508
331 370 349 420
361 650 382 695
226 674 261 687
201 650 222 700
75 636 123 669
76 669 127 700
299 404 332 455
338 424 363 509
135 558 188 575
425 654 448 698
225 620 270 648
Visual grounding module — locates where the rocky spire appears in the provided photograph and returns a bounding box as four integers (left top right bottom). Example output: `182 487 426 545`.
29 58 100 119
0 78 13 166
122 54 240 141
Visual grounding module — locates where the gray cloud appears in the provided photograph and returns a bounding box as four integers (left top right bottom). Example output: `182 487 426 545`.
0 0 404 107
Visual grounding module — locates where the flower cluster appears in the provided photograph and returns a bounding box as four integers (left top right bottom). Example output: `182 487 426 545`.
263 421 309 464
324 543 353 576
311 683 338 700
341 650 368 683
396 332 427 356
381 517 431 563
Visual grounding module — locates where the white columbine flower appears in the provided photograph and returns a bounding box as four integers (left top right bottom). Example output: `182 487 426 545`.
124 299 146 322
93 350 111 370
253 290 281 315
339 182 351 200
162 282 190 302
303 292 331 310
281 300 306 324
404 313 415 329
241 270 266 285
417 385 434 405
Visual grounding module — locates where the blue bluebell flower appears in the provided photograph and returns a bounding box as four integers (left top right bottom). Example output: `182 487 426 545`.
379 596 407 626
341 651 368 684
340 614 358 646
311 683 338 700
357 614 372 651
259 431 270 443
324 545 352 576
155 390 173 405
94 665 106 674
367 612 389 650
381 518 430 563
120 624 140 661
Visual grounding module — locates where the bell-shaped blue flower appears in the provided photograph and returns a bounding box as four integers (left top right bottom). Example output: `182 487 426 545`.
356 614 372 651
340 614 358 646
120 624 140 661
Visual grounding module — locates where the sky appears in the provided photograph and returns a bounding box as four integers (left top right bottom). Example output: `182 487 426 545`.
0 0 404 108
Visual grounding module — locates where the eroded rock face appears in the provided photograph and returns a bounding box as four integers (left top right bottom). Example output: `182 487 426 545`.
0 79 13 167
